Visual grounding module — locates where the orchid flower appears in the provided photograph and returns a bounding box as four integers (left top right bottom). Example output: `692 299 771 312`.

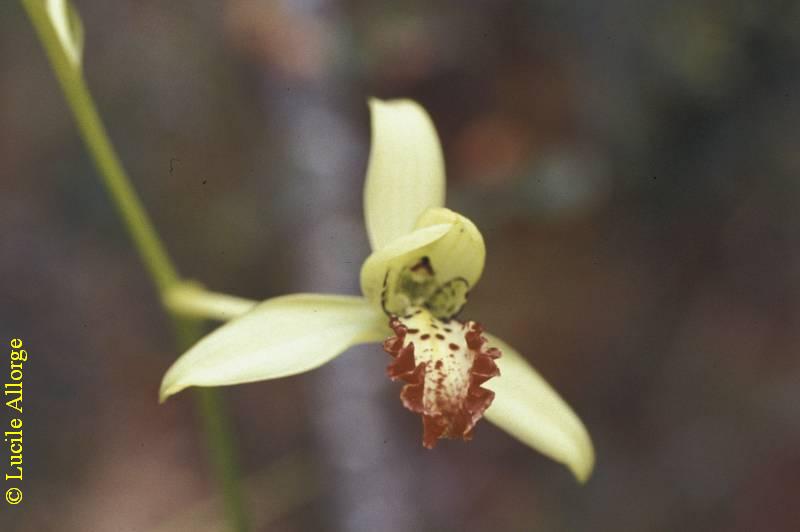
159 99 594 482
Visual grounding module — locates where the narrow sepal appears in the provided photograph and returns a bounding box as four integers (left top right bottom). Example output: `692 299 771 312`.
160 294 388 401
482 334 595 483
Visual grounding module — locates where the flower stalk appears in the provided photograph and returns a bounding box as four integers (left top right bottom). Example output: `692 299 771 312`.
21 1 249 529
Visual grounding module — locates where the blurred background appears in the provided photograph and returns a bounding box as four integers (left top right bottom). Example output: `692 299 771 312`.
2 1 800 530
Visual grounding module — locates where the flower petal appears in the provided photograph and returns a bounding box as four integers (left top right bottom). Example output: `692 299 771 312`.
364 98 446 251
482 334 595 482
383 308 501 448
160 294 388 401
360 208 485 316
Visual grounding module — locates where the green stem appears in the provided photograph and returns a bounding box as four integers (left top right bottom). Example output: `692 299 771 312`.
22 0 176 292
174 318 249 532
195 389 248 531
22 2 248 530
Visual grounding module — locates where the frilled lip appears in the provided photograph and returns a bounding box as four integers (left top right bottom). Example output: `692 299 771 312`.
383 311 501 448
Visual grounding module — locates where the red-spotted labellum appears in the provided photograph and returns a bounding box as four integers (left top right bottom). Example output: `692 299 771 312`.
384 307 501 448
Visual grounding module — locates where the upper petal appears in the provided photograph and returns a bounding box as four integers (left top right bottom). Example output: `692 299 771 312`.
482 334 595 483
160 294 388 401
364 99 446 251
360 207 486 317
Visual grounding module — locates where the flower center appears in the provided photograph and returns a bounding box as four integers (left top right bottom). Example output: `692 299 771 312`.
383 306 501 448
382 256 470 319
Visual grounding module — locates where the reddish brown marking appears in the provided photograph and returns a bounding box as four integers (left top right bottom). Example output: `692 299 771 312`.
387 344 416 379
400 378 425 413
410 256 434 276
486 347 502 359
472 353 500 379
407 328 420 334
420 334 431 340
465 386 495 414
382 317 406 356
465 323 485 350
388 316 406 333
383 337 403 356
422 415 448 448
382 315 503 450
435 333 445 340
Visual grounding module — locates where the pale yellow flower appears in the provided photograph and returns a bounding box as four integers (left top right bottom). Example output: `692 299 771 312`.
160 99 594 482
